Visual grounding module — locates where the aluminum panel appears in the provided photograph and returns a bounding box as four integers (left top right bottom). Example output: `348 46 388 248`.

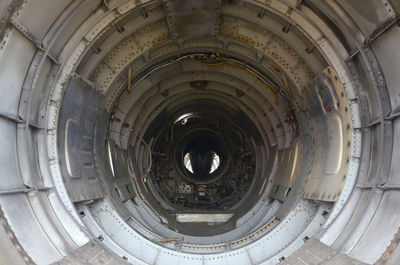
302 67 352 202
388 0 400 14
279 238 366 265
0 194 63 264
336 0 395 38
43 0 102 56
372 26 400 114
0 221 26 265
350 191 400 264
13 0 73 41
81 198 319 263
57 76 105 202
17 51 52 125
90 21 170 94
0 120 24 188
336 190 382 256
319 188 362 246
387 118 400 185
51 240 124 265
0 28 35 116
274 140 300 188
0 0 13 19
163 0 220 39
78 7 166 78
111 142 135 202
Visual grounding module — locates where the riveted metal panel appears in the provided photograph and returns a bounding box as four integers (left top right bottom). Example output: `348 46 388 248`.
80 198 319 264
264 205 330 264
350 191 400 264
387 118 400 185
0 194 63 264
245 200 317 264
378 227 400 265
12 0 73 41
336 0 395 38
302 67 352 202
219 16 314 93
329 189 378 250
25 192 77 256
372 26 400 115
279 238 366 265
115 0 153 16
58 76 105 202
18 51 52 124
0 220 26 265
43 0 103 57
0 120 24 188
163 0 221 39
51 240 125 265
0 28 35 116
78 6 166 78
2 1 384 262
319 187 363 246
0 0 13 19
90 21 170 94
364 121 393 186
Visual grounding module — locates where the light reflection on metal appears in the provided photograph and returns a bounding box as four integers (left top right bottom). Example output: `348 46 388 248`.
176 214 234 223
107 141 115 177
0 0 396 264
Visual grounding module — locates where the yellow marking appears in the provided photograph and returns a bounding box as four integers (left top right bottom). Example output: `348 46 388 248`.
127 67 132 91
156 237 184 243
290 142 299 186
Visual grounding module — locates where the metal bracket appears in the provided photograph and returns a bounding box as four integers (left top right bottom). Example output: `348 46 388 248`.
0 111 24 123
347 16 400 61
0 186 32 195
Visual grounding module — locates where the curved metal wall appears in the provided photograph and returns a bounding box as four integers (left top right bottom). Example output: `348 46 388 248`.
0 0 399 264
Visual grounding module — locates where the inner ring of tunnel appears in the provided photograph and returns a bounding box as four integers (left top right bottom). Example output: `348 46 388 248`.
76 38 334 245
126 99 261 207
105 52 286 236
46 0 362 258
69 17 350 244
177 129 228 183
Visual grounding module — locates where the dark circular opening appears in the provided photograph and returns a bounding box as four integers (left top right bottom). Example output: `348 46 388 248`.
180 130 227 184
147 109 257 212
183 152 220 174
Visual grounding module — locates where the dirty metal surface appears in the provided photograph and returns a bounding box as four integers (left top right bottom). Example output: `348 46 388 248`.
57 76 105 202
163 0 221 39
302 67 352 202
279 238 366 265
51 240 126 265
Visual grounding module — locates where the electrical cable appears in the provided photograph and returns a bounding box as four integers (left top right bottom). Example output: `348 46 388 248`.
190 54 279 104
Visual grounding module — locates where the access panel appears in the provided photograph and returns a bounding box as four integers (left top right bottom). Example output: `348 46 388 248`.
58 75 105 202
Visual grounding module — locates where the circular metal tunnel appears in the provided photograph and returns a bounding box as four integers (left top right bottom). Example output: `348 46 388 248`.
0 0 399 264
